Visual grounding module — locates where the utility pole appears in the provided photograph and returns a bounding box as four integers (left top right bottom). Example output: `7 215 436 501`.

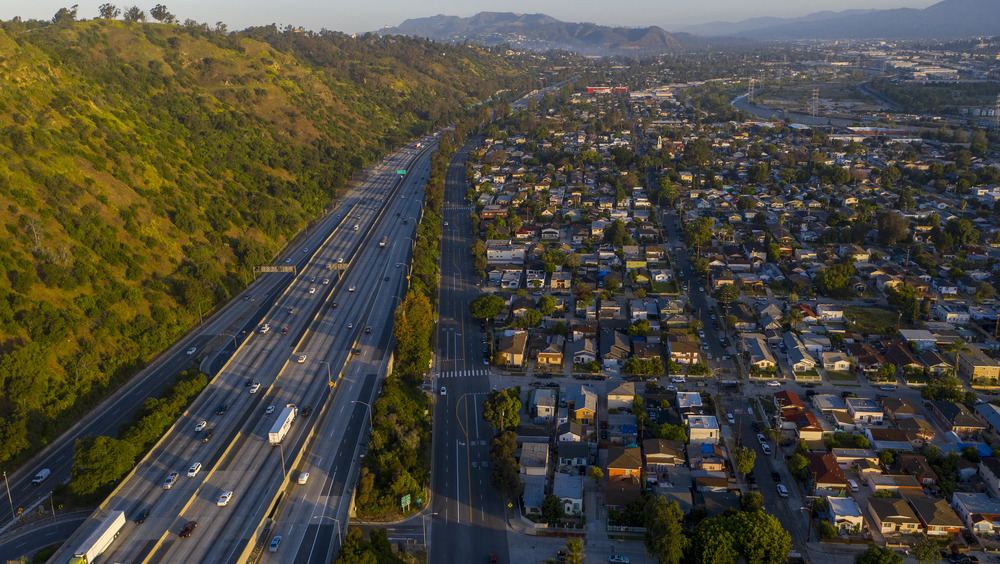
3 472 13 521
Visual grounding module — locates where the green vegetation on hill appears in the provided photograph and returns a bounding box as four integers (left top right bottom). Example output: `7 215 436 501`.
0 16 535 468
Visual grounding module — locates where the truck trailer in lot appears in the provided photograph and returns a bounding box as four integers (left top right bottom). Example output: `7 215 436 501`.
70 510 126 563
268 405 297 445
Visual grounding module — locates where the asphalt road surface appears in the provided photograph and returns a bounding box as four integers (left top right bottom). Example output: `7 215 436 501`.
428 137 510 564
47 138 437 563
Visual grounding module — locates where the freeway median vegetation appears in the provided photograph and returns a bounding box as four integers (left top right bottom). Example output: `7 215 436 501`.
53 369 207 509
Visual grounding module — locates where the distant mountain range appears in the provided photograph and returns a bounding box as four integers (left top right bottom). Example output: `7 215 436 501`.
677 0 1000 40
381 12 683 56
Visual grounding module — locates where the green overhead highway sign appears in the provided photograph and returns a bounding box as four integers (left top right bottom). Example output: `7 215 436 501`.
254 266 296 274
397 170 406 175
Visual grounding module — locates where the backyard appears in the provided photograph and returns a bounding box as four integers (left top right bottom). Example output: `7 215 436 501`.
843 305 901 336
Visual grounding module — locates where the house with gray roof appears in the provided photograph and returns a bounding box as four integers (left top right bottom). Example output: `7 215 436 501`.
975 402 1000 434
783 332 817 374
557 442 590 468
563 384 598 424
571 338 597 364
600 329 630 367
553 472 584 516
530 388 557 423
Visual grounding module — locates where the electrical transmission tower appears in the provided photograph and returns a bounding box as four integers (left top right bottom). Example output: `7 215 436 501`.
747 78 755 104
810 87 819 117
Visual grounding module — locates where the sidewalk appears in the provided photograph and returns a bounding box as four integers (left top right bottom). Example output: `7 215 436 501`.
504 481 654 564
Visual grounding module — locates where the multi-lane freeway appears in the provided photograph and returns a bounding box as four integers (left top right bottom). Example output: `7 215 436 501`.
427 138 509 563
47 137 436 563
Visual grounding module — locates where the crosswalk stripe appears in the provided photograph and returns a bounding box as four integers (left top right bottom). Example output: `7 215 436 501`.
437 369 495 379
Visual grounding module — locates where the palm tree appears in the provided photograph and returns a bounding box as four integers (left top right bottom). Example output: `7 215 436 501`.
946 340 970 379
785 308 804 331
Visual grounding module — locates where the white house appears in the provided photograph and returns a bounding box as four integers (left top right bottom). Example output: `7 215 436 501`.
846 398 883 425
935 304 970 325
816 304 844 322
827 496 865 534
686 415 720 445
822 352 852 372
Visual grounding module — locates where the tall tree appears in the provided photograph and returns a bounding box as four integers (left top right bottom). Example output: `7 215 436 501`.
482 388 520 431
944 218 979 248
564 538 585 564
97 3 120 18
541 494 563 525
489 430 517 461
644 497 687 564
734 445 756 476
489 456 520 499
876 211 910 246
912 537 941 564
122 5 145 22
712 284 740 306
469 293 505 320
603 219 633 247
51 4 78 25
854 544 903 564
70 435 138 498
149 4 175 23
945 340 970 378
393 292 434 385
685 216 714 251
683 138 713 188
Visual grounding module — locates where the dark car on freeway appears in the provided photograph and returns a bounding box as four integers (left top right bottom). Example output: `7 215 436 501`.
178 521 197 538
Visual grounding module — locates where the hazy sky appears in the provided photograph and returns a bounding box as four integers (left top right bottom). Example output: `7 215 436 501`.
3 0 941 34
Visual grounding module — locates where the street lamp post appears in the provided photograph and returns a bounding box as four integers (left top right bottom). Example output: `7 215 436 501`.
196 296 213 325
353 400 374 429
3 471 14 521
313 515 342 547
278 442 287 480
221 332 239 351
422 512 438 548
320 361 332 388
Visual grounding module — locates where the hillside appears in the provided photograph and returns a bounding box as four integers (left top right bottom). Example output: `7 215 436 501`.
677 0 999 40
383 12 683 56
0 17 533 467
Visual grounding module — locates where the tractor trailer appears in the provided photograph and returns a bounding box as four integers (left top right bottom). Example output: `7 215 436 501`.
70 510 126 563
268 405 297 445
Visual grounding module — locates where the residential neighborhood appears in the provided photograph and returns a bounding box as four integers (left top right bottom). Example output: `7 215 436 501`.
462 70 1000 563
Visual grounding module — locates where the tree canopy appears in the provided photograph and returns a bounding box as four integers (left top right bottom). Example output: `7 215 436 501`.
854 544 903 564
482 388 521 431
470 293 506 319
